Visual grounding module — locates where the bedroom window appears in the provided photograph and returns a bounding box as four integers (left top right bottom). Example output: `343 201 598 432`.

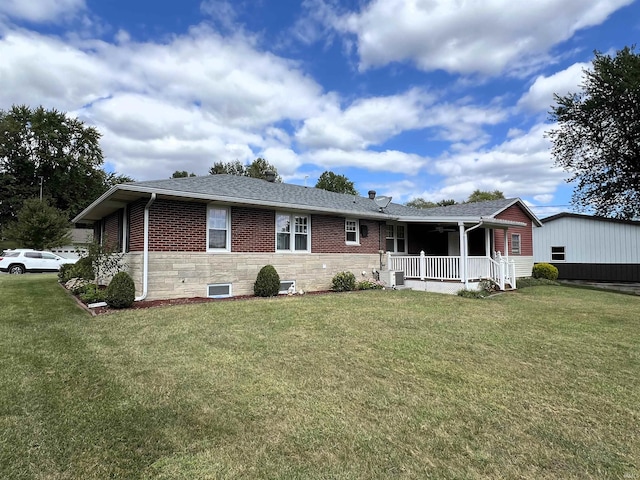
511 233 521 255
551 246 565 261
207 206 230 251
276 213 310 252
345 219 359 244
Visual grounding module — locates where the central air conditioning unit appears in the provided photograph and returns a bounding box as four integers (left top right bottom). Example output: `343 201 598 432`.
379 270 405 288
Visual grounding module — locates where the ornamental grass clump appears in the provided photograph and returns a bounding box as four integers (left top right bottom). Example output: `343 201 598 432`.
254 265 281 297
532 262 559 281
105 271 135 309
331 271 356 292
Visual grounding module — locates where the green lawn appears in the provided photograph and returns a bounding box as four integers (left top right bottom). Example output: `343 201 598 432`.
1 275 638 479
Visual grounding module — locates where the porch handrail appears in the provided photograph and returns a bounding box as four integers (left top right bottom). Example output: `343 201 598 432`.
388 252 461 281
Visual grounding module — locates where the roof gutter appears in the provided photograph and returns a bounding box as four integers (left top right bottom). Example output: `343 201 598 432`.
135 193 156 302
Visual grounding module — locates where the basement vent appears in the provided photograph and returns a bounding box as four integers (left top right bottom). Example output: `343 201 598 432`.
207 283 232 298
279 280 296 295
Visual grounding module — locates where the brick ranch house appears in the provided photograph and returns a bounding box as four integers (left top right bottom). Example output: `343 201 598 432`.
72 175 541 300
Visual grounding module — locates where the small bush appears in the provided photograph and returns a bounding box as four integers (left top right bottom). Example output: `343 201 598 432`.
254 265 281 297
58 263 75 283
532 263 559 281
356 279 385 290
478 279 498 294
105 271 135 308
72 257 95 281
457 288 488 299
78 284 107 304
332 271 356 292
517 277 560 289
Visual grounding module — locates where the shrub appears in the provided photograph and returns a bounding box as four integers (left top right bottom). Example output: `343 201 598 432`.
72 257 95 281
78 284 107 304
517 277 560 289
356 279 385 290
105 271 135 308
532 263 559 281
58 263 75 283
332 271 356 292
254 265 281 297
457 288 488 299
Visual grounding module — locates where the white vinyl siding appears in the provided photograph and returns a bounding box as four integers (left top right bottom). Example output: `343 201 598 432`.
534 217 640 263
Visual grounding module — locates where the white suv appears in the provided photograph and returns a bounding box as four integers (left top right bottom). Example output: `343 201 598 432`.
0 249 78 274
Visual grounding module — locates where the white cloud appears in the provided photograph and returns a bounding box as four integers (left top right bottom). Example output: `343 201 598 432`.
0 0 85 24
332 0 633 75
518 62 589 112
304 148 429 174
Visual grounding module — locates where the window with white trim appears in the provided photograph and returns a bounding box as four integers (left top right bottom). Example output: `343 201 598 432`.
276 213 310 252
345 219 359 244
207 283 232 298
551 246 565 261
385 223 407 253
511 233 521 255
207 206 230 251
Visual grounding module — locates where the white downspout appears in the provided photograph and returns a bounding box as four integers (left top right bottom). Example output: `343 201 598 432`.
463 220 484 288
135 193 156 302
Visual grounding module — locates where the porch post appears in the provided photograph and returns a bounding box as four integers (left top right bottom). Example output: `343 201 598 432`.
458 222 466 286
485 228 491 257
504 229 509 260
386 251 392 271
420 250 426 280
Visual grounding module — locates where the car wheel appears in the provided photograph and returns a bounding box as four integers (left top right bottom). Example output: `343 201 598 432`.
9 264 25 274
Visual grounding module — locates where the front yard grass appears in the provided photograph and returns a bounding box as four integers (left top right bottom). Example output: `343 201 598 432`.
1 274 638 479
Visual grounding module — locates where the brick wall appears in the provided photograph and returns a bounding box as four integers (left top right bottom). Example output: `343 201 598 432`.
495 204 534 256
311 216 381 253
103 211 121 250
147 199 206 252
128 200 146 252
231 206 275 252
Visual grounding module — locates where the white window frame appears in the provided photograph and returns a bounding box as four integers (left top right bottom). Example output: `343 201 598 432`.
207 206 231 252
385 222 407 254
279 280 296 295
551 246 566 262
276 212 311 253
511 233 521 255
207 283 232 298
345 219 359 245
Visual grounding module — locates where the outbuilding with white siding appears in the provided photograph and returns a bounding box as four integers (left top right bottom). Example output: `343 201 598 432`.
534 213 640 282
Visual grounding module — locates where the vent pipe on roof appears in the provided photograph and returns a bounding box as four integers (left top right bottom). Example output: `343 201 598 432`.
265 171 276 182
368 190 376 199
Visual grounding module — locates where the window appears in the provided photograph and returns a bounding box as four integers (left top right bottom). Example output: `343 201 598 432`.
207 283 232 298
551 246 565 261
276 213 310 252
386 223 407 253
345 219 359 244
207 206 230 251
41 253 58 260
511 233 521 255
25 252 42 259
279 280 296 295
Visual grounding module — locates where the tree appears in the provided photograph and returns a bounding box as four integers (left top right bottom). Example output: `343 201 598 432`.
171 171 196 178
209 158 282 182
466 190 505 203
405 198 457 208
0 105 130 231
315 171 358 195
4 198 71 250
548 46 640 219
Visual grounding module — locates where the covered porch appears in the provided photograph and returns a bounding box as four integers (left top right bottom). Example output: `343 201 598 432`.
382 218 524 292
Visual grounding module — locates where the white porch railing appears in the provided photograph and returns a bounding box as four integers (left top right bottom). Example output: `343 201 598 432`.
387 251 516 290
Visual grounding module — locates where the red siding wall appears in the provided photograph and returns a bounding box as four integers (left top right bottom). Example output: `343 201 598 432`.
311 216 380 253
495 204 533 256
148 200 207 252
232 207 275 252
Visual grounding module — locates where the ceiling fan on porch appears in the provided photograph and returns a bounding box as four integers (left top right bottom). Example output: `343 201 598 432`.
429 225 456 234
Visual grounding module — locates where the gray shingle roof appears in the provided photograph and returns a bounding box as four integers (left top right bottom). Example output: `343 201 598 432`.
74 174 538 225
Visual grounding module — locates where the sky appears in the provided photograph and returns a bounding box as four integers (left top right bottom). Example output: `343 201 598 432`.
1 0 638 217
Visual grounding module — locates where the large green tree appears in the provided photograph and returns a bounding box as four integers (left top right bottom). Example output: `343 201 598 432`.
209 158 282 182
466 189 504 203
171 171 196 178
315 171 358 195
405 198 456 209
548 46 640 219
4 199 71 250
0 105 131 231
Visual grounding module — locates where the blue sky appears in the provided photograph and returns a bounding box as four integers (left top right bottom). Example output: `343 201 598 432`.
1 0 638 216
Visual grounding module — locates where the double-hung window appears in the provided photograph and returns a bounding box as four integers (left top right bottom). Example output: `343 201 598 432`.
345 219 359 244
386 223 406 253
511 233 521 255
207 206 230 251
276 213 310 252
551 246 565 261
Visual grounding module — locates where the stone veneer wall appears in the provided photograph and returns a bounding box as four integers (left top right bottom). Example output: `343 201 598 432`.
126 252 381 300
